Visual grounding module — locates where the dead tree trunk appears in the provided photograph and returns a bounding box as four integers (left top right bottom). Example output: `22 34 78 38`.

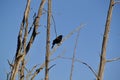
97 0 114 80
9 0 46 80
10 0 31 80
45 0 51 80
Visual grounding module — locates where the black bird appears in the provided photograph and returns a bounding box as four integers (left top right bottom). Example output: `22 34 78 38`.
51 35 63 48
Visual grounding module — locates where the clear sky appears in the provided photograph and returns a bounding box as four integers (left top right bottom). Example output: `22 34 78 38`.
0 0 120 80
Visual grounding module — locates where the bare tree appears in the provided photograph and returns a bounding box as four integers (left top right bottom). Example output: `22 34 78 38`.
9 0 46 80
7 0 120 80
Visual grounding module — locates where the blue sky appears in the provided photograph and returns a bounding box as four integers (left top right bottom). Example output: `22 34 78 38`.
0 0 120 80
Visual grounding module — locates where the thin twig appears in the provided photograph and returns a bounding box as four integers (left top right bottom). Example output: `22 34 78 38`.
51 24 85 53
26 64 39 80
28 13 36 34
70 29 80 80
50 49 66 61
48 64 56 71
6 72 11 80
43 9 58 37
60 57 98 78
51 15 57 37
7 59 14 68
106 57 120 62
75 59 98 78
114 1 120 5
31 63 45 80
31 50 65 80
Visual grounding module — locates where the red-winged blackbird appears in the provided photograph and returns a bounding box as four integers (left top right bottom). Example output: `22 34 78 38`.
51 35 63 48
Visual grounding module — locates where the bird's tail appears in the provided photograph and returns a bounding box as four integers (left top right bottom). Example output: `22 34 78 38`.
51 45 54 49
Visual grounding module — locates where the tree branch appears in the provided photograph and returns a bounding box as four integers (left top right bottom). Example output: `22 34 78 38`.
45 0 51 80
26 0 46 54
70 29 80 80
97 0 114 80
10 0 31 80
25 64 39 80
106 57 120 62
30 24 85 79
114 1 120 5
60 57 98 78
